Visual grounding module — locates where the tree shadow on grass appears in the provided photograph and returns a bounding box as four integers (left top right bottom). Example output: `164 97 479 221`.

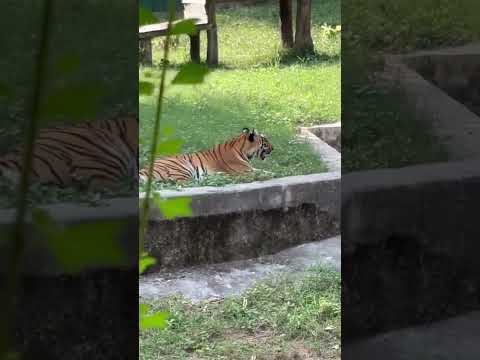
145 45 340 74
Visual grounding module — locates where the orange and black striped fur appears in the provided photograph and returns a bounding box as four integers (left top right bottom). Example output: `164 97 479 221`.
139 128 273 182
0 115 138 190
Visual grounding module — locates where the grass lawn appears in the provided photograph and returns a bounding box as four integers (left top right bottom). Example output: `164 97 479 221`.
140 265 341 360
344 0 480 53
139 0 341 189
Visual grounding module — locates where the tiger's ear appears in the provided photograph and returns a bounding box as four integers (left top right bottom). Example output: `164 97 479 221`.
242 127 249 133
248 129 256 142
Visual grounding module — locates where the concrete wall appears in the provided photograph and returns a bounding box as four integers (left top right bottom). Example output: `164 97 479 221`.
145 172 340 269
0 197 138 275
0 198 138 358
302 123 341 151
342 159 480 339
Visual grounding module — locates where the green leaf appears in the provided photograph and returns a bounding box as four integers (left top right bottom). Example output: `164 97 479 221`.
33 209 127 273
155 138 183 156
140 311 169 330
55 53 81 74
38 85 105 122
139 301 169 331
162 126 175 137
139 6 158 26
139 303 149 317
139 254 156 274
170 19 196 35
0 83 12 99
153 195 192 219
1 350 20 360
172 63 208 85
139 81 155 96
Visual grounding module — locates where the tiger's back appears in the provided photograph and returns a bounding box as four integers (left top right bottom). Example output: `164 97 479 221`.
140 128 273 183
0 115 138 190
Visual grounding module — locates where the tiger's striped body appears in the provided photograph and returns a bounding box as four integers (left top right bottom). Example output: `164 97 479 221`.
139 128 273 182
0 115 138 190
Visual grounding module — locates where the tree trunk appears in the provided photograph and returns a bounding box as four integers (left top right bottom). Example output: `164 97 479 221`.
279 0 293 48
189 34 201 63
294 0 314 54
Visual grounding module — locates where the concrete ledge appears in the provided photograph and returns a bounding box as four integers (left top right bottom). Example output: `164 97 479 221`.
0 197 138 225
342 159 480 339
301 122 341 150
146 172 340 220
0 197 138 276
298 126 341 171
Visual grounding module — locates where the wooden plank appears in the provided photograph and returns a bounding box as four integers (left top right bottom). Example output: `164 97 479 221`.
183 0 208 24
139 22 169 38
182 0 205 4
139 23 212 39
138 0 219 66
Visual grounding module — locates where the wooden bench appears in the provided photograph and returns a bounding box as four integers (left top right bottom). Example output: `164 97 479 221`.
139 0 218 66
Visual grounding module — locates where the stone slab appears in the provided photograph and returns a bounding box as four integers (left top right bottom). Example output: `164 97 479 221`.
342 159 480 339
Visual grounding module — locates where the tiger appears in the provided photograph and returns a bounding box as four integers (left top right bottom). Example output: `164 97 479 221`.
0 115 138 190
139 128 273 182
82 114 138 164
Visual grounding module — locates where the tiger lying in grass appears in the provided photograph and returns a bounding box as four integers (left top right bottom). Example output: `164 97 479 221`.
0 115 138 191
139 128 273 182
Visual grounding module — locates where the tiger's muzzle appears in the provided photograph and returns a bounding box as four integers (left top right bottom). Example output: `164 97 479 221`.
260 145 273 160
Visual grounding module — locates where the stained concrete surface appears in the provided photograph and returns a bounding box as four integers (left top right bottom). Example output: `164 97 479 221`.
139 236 340 302
343 311 480 360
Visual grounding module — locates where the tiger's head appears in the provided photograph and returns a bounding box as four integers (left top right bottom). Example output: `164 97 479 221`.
241 128 273 161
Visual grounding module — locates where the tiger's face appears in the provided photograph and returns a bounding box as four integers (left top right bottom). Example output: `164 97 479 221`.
241 128 273 161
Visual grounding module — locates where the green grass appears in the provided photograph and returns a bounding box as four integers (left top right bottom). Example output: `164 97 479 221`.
0 178 136 208
342 77 449 172
140 0 340 189
140 265 340 360
344 0 480 53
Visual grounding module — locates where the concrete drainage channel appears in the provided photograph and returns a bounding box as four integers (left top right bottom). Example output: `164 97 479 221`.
384 42 480 160
343 43 480 356
140 123 341 301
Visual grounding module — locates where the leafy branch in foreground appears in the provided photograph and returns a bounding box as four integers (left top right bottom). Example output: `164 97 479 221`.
138 2 208 331
0 0 54 356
